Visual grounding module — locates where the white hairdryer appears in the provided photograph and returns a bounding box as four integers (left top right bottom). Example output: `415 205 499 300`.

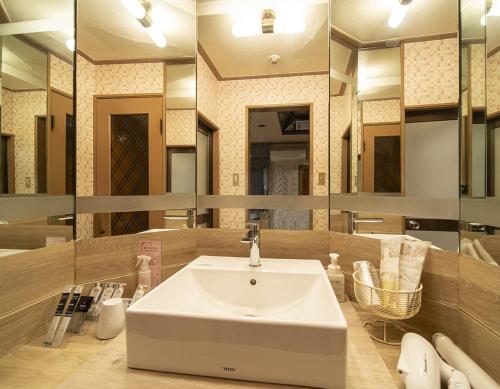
398 333 471 389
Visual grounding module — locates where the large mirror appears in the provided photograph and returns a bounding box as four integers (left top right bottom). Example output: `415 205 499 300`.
196 0 329 230
459 0 500 266
0 0 75 255
329 0 461 251
75 0 196 239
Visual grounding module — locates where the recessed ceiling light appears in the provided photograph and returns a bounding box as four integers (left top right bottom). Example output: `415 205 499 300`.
388 0 412 29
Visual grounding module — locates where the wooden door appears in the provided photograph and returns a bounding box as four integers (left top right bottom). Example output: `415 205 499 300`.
94 96 164 236
363 123 401 193
48 89 74 195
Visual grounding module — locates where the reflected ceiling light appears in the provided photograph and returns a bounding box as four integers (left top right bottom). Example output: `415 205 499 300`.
65 38 75 52
121 0 146 19
120 0 167 47
388 0 413 29
232 8 306 38
481 0 500 25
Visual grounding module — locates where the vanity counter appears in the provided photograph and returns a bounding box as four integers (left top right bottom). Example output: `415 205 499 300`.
0 301 400 388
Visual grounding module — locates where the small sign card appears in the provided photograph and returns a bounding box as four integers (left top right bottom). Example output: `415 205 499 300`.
138 240 162 288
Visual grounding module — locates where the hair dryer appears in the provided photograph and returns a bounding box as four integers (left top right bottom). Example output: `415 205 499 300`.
398 333 471 389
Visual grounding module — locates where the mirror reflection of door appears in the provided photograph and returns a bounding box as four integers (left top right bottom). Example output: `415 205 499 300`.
196 117 216 228
35 116 47 193
94 96 164 236
167 147 196 193
341 126 351 193
0 134 15 194
362 123 401 193
248 105 311 230
47 89 74 195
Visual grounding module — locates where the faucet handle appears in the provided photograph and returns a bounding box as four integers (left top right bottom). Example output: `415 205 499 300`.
246 222 260 233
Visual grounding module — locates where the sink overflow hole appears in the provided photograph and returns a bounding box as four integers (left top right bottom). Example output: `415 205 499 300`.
223 367 236 372
250 279 257 285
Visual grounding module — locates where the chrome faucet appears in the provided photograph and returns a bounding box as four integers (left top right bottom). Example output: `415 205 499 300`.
348 212 384 234
240 223 261 267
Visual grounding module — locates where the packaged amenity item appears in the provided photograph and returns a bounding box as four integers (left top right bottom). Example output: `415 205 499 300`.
380 237 403 291
69 295 95 333
327 253 345 302
44 285 74 346
399 239 431 291
353 260 381 306
87 282 104 318
353 260 380 288
130 285 147 306
93 282 116 319
111 283 126 298
51 286 83 347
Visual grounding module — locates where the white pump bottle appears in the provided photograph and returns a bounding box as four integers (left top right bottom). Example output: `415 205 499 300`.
327 253 345 302
136 255 152 293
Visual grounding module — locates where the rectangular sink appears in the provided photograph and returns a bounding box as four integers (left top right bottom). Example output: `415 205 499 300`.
126 255 347 389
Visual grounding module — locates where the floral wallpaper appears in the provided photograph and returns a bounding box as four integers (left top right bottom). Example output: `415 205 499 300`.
330 95 344 194
404 38 459 106
50 54 73 96
1 90 46 194
165 109 196 146
95 62 163 95
362 99 401 123
487 50 500 116
196 52 219 126
470 44 486 108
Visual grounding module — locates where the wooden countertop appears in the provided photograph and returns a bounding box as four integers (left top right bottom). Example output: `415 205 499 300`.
0 301 401 389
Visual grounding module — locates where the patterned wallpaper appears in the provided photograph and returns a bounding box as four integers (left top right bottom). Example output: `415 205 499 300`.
165 109 196 146
75 54 165 238
362 99 401 123
487 50 500 116
470 44 486 108
330 95 344 194
404 38 459 106
196 53 219 126
50 55 73 96
1 90 46 194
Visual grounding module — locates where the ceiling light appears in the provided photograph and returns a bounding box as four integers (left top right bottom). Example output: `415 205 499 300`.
146 25 167 48
121 0 146 19
65 38 75 52
120 0 167 48
232 8 306 38
388 0 412 29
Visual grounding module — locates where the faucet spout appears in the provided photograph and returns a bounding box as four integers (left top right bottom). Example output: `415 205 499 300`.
240 223 261 267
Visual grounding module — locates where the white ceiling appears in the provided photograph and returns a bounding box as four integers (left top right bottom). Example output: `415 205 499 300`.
198 0 329 78
357 47 400 100
1 0 74 61
1 35 47 90
461 0 500 53
78 0 196 61
332 0 458 43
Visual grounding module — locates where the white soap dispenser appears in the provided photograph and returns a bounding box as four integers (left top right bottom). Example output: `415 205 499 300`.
136 255 152 293
327 253 345 302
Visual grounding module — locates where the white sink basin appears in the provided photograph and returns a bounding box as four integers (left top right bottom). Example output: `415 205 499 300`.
126 255 347 389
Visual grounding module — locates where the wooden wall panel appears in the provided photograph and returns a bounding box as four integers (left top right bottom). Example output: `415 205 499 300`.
75 230 196 284
0 225 73 250
196 229 248 258
459 254 500 335
0 294 59 358
0 243 74 317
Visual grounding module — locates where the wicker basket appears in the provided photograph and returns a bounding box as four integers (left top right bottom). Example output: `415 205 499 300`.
353 270 423 319
353 270 423 345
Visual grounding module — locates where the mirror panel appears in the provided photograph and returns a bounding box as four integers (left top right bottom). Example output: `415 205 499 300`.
0 0 75 255
196 0 330 230
330 0 460 251
75 0 196 239
459 0 500 266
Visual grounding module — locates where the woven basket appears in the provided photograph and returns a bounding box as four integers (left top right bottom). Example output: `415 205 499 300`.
353 270 423 320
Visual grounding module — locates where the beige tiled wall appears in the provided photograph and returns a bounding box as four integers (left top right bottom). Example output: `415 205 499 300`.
362 99 401 123
404 38 459 106
165 109 196 146
50 54 73 96
487 49 500 116
470 44 486 108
